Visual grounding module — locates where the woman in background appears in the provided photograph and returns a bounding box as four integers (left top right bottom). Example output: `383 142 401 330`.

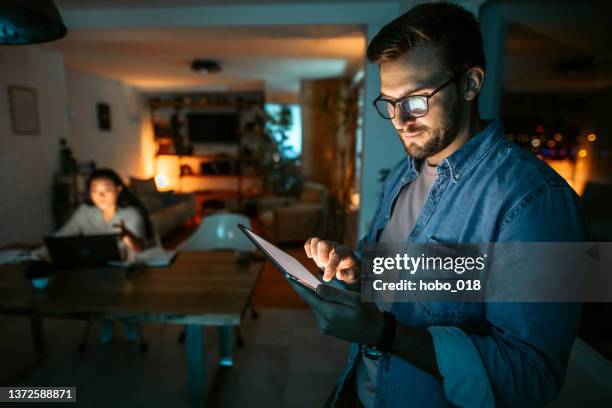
56 168 154 342
57 168 153 252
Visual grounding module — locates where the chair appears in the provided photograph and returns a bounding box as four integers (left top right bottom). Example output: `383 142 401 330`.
78 319 148 353
178 212 256 367
180 213 254 252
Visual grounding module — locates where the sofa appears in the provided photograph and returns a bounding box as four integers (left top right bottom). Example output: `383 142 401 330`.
129 177 197 237
257 181 328 244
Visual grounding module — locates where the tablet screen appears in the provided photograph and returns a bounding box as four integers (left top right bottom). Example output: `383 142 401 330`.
239 225 321 291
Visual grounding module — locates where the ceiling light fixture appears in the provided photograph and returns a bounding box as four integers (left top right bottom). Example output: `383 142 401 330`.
0 0 67 45
191 59 221 75
553 57 595 76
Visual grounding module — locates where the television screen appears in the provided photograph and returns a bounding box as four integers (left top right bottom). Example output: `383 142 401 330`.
187 112 239 144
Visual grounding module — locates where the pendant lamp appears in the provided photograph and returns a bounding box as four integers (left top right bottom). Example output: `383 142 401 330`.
0 0 67 45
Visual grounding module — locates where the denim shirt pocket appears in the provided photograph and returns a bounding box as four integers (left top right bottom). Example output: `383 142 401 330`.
413 237 476 325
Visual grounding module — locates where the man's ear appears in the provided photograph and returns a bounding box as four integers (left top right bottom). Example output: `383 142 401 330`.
463 67 485 102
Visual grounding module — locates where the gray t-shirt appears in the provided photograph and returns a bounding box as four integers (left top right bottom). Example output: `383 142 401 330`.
355 160 438 408
56 204 146 246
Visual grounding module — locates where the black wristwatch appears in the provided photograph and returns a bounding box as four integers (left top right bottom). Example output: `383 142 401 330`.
376 311 397 353
362 311 397 359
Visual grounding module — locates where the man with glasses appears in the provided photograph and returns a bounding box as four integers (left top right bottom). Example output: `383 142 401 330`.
289 2 585 407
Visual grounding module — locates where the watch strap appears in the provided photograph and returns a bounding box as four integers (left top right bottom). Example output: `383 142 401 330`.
376 311 396 353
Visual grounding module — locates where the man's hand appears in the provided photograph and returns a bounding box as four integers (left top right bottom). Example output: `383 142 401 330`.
288 280 383 346
288 279 441 378
304 237 360 284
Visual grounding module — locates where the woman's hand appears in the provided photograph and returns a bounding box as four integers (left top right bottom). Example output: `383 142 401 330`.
304 237 360 285
113 220 145 252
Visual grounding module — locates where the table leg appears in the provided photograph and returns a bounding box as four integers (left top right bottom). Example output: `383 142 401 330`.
218 326 234 367
30 316 45 357
185 325 205 408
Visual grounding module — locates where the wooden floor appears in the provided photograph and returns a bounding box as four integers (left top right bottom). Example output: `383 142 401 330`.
0 308 349 407
250 246 316 309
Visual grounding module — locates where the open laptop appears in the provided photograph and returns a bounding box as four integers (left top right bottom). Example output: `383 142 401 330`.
44 234 122 268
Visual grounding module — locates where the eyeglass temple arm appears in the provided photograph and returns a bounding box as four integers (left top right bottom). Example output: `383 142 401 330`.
427 77 457 98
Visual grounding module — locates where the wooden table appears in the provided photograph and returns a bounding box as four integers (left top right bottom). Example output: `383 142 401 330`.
0 251 263 407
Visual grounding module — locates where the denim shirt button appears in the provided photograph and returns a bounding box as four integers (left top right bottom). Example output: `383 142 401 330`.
454 173 461 180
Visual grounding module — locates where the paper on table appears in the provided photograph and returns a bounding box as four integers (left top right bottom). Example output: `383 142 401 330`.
242 227 321 290
136 247 177 266
108 246 177 267
0 250 39 265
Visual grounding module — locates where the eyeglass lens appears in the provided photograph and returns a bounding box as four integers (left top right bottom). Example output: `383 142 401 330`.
379 96 429 119
404 97 428 116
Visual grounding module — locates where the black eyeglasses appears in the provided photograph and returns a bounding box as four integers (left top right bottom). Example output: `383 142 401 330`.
373 77 457 120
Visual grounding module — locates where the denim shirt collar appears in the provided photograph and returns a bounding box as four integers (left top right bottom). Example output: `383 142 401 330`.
404 119 505 182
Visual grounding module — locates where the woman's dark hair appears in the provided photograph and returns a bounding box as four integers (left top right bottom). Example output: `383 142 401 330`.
366 2 486 78
85 168 154 242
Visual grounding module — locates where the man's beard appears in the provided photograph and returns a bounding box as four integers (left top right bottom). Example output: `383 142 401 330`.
398 98 464 160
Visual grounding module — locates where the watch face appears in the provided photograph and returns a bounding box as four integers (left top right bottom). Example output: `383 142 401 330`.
361 344 384 360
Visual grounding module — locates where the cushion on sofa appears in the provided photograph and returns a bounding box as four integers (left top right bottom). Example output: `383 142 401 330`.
130 177 158 195
161 191 185 205
138 193 165 212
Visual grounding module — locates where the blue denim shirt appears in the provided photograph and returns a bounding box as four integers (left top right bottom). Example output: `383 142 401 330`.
333 120 586 407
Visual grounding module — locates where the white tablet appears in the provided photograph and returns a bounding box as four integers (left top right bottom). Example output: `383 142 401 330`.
238 224 321 291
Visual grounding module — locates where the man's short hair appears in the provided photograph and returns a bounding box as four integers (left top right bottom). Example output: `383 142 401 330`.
367 2 486 77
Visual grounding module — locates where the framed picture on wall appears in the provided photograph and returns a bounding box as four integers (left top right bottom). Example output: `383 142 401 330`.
8 86 39 135
97 102 112 131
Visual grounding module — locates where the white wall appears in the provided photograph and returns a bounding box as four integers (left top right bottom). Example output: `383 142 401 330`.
66 69 153 181
0 47 69 245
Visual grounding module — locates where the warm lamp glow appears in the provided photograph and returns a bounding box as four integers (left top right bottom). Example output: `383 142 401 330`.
155 174 169 189
154 155 181 191
350 192 360 209
545 158 589 196
587 133 597 142
140 105 157 177
578 149 588 158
